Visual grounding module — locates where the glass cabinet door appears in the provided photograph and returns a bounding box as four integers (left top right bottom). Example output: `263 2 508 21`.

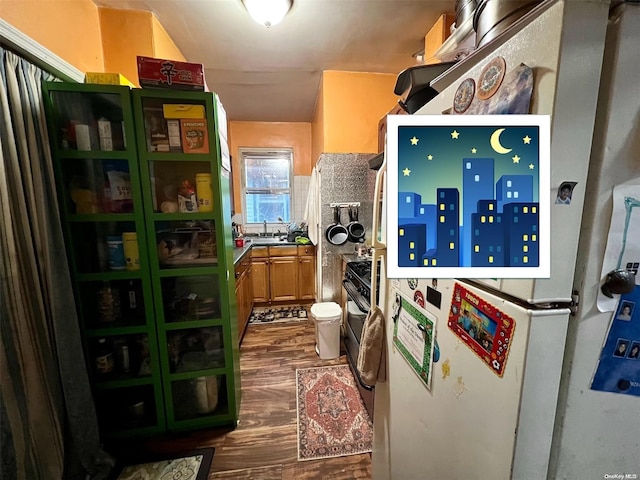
42 83 165 438
133 89 237 430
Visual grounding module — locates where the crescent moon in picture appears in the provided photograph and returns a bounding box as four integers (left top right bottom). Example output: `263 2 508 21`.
490 128 512 154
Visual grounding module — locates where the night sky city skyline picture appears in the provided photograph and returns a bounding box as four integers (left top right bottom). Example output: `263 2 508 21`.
386 114 550 279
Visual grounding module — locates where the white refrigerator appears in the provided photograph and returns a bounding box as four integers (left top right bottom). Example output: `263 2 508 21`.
370 1 640 479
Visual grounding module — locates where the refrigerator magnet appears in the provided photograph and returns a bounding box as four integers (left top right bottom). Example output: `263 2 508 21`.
414 290 425 308
592 286 640 397
448 283 515 377
392 288 437 390
477 56 506 101
555 181 577 205
453 78 475 114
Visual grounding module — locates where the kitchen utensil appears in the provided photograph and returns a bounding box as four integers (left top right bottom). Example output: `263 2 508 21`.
473 0 541 48
287 230 304 242
347 205 366 243
394 62 456 114
325 206 348 246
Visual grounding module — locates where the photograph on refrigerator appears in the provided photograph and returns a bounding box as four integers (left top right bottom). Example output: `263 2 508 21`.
592 285 640 397
386 114 550 279
391 289 436 390
447 282 515 377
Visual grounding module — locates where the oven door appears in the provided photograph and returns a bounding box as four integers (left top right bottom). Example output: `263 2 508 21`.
343 301 375 417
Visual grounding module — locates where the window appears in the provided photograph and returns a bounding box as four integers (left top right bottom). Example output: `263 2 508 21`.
241 149 293 223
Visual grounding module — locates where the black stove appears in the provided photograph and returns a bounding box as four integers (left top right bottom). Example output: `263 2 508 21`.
342 259 380 418
343 261 378 313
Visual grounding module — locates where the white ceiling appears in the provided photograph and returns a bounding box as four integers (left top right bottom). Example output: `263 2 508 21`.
92 0 456 122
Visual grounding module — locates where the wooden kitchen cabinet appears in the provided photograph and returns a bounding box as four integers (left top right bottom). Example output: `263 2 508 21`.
251 245 316 303
234 255 253 344
298 245 316 301
270 258 298 301
251 247 270 303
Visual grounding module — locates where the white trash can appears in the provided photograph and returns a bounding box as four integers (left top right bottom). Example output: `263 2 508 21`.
310 302 343 360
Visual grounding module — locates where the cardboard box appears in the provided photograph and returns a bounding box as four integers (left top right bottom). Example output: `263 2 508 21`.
180 119 209 154
97 118 113 151
85 72 135 88
163 104 205 119
143 108 170 152
166 119 182 152
137 56 207 91
424 13 456 63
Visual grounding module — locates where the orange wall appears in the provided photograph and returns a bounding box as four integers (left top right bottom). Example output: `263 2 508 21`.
0 2 185 84
310 76 325 167
151 15 186 62
100 8 152 85
0 0 104 74
229 121 312 213
99 8 186 86
320 70 398 155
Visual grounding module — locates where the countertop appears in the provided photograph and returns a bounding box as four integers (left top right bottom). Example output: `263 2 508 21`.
341 253 372 264
233 238 315 266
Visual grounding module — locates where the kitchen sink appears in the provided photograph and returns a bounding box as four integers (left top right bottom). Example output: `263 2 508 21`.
245 237 294 246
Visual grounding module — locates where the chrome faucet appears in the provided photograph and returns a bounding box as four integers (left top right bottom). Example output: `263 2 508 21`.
263 219 267 235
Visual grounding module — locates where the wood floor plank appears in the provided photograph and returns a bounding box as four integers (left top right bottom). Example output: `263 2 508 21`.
108 313 371 478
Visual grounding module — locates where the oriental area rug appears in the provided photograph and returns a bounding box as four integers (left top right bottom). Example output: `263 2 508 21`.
296 365 373 461
113 448 213 480
249 304 308 324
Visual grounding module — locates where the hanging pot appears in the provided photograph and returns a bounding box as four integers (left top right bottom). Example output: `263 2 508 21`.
347 206 366 243
325 206 348 246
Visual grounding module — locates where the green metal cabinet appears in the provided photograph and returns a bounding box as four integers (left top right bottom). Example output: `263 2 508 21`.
42 82 240 439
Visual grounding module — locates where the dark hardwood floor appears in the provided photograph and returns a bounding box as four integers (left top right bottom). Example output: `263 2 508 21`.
113 317 372 479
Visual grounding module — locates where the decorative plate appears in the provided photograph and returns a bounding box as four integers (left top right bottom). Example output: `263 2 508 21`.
453 78 475 114
477 56 506 100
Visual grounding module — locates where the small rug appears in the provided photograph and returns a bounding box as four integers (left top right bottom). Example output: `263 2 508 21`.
296 365 373 461
113 448 214 480
249 304 308 324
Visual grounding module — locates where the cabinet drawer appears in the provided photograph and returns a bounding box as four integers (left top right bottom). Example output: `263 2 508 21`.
297 245 316 256
268 246 298 257
251 246 269 258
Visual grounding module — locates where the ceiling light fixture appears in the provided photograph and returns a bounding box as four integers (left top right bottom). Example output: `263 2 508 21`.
242 0 292 28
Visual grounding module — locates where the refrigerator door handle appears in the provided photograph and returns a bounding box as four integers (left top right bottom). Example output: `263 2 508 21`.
372 151 387 250
370 246 385 311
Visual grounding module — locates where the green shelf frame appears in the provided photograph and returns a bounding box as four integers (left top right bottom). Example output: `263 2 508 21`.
43 82 241 439
132 88 240 432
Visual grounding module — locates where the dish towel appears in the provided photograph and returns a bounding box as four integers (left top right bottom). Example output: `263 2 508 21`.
357 306 386 386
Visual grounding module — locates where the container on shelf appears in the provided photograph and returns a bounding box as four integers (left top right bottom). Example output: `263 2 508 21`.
97 281 121 323
95 338 115 376
122 232 140 271
107 236 126 270
195 173 213 212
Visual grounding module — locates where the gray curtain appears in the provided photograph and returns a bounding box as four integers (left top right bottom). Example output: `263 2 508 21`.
0 47 113 480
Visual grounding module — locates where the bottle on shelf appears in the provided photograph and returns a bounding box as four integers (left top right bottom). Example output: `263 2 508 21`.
107 235 126 270
123 280 145 321
195 173 213 212
113 337 130 374
97 281 121 323
95 337 115 377
122 232 140 271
